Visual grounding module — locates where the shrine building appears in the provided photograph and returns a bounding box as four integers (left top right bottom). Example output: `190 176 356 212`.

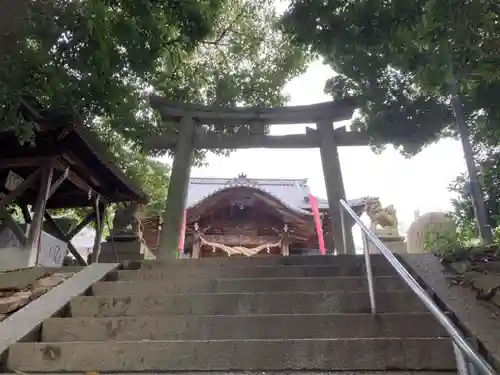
176 173 369 257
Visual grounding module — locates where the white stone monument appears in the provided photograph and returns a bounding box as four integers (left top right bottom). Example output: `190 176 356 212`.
406 212 457 254
0 225 69 271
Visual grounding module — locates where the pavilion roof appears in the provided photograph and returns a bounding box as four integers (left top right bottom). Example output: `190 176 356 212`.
0 108 148 208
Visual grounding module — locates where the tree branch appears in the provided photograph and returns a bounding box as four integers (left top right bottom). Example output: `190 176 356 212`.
202 7 246 46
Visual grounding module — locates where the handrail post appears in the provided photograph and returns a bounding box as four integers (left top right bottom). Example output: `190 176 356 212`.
361 231 376 314
340 201 376 313
454 343 476 375
339 202 347 255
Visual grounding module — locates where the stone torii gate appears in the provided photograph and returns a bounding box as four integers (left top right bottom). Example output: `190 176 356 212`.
147 95 370 259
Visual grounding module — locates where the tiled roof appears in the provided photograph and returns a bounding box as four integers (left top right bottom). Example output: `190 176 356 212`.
187 174 368 213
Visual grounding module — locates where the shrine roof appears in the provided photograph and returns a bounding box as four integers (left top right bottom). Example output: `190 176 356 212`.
187 174 368 213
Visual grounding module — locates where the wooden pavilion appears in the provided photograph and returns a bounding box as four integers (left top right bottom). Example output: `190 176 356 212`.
0 105 148 265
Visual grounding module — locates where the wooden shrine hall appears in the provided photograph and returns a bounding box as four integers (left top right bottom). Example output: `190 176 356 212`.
180 174 369 258
146 95 371 258
0 105 148 266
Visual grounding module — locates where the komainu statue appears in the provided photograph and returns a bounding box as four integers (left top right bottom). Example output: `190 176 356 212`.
364 197 400 236
108 203 143 241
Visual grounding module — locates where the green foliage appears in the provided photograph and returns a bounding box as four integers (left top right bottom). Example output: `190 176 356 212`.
493 227 500 245
0 0 308 145
153 0 311 159
423 230 461 256
157 0 307 108
282 0 500 156
0 0 222 217
438 245 500 275
92 122 170 216
2 0 309 216
1 0 226 141
448 107 500 242
284 0 500 244
421 225 500 274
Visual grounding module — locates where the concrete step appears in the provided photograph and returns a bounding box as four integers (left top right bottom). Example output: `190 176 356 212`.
0 373 460 375
7 338 456 372
92 276 407 295
69 291 425 317
108 264 397 281
131 254 395 269
42 313 447 342
99 253 144 262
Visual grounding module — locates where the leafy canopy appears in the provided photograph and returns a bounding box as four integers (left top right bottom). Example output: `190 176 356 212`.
4 0 308 144
2 0 225 140
283 0 500 242
3 0 309 214
153 0 311 160
282 0 500 156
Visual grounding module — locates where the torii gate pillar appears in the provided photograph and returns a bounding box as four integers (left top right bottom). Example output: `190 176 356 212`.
317 120 355 254
157 117 196 260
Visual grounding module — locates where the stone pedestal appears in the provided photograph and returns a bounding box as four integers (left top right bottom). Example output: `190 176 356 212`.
368 234 407 255
98 240 155 263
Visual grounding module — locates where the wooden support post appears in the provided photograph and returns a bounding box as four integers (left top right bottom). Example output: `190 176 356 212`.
316 121 355 254
27 165 53 266
192 231 201 259
158 117 197 260
47 167 69 199
281 231 290 256
90 202 106 264
20 204 32 224
322 218 332 253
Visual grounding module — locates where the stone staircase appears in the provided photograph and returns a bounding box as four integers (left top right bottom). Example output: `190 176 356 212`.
5 255 457 373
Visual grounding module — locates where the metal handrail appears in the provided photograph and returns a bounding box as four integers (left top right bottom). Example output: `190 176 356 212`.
339 199 496 375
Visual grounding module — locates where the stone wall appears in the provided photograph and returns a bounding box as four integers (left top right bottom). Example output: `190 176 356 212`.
0 266 82 322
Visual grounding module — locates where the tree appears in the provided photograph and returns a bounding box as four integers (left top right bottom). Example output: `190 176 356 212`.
2 0 227 141
282 0 500 155
92 123 170 216
450 122 500 243
156 0 307 108
5 0 308 145
152 0 310 160
3 0 309 217
283 0 500 242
